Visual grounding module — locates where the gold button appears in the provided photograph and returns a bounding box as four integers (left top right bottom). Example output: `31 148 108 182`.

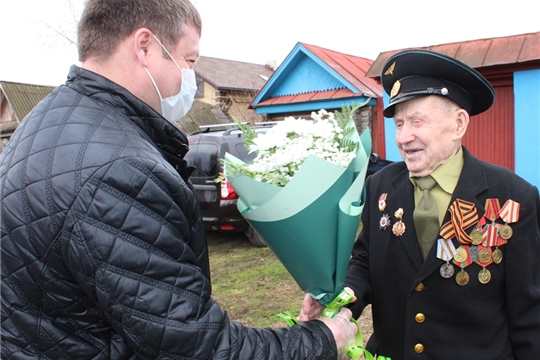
414 343 424 353
415 283 424 291
415 313 426 323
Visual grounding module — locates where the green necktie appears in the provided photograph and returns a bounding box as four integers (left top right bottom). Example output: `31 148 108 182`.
413 176 439 259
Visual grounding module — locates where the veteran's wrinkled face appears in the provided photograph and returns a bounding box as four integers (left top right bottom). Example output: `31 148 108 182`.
393 95 469 177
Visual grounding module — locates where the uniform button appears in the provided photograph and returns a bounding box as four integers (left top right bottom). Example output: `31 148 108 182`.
415 283 425 291
414 343 424 353
415 313 426 323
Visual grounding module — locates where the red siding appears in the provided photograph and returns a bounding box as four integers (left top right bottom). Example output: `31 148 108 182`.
462 83 514 170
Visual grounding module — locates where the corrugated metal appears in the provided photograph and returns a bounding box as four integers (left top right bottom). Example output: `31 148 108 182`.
0 81 56 122
366 32 540 79
302 43 381 97
463 84 514 170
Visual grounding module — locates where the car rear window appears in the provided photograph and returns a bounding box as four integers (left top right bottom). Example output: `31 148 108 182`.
235 143 256 163
184 143 219 177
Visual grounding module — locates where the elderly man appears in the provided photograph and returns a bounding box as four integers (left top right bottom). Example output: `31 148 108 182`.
302 50 540 359
0 0 356 358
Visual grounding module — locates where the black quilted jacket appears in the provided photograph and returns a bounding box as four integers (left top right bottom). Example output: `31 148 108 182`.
0 66 337 359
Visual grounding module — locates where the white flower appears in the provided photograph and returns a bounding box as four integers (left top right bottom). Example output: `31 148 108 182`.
228 108 359 187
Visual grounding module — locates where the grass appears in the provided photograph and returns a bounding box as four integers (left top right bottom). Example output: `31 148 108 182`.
207 231 374 339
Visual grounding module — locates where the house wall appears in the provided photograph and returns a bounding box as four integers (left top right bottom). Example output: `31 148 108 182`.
199 81 217 105
197 81 264 124
0 93 17 152
514 69 540 187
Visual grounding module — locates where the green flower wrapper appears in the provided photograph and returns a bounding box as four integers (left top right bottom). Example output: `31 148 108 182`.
224 126 371 306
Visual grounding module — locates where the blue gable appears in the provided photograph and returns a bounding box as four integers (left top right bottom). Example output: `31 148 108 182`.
273 55 346 96
253 43 361 105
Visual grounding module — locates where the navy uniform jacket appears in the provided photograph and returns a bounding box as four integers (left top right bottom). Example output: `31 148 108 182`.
345 147 540 360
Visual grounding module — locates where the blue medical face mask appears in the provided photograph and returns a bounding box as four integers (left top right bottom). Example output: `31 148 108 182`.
144 35 197 123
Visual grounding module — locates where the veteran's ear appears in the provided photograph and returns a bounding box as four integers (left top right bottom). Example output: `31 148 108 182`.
454 108 470 140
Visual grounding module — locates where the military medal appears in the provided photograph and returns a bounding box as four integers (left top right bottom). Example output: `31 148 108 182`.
456 267 469 286
437 239 456 279
468 246 479 262
392 208 406 236
470 229 483 246
498 224 513 240
378 193 388 212
478 267 492 284
379 214 391 230
440 263 454 278
453 246 468 263
477 247 492 265
492 247 503 264
498 199 520 241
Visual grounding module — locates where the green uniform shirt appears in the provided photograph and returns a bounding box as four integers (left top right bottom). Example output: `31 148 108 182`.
411 147 464 226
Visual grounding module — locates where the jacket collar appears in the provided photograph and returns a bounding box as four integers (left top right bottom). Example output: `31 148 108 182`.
66 65 190 160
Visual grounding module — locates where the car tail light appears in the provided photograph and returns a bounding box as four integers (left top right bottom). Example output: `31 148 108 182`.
221 179 238 200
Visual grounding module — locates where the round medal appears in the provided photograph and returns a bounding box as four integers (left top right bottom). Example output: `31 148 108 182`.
478 268 492 284
456 269 469 286
492 248 503 264
468 246 479 262
440 263 454 279
470 229 483 245
499 224 513 240
453 246 468 263
477 248 492 264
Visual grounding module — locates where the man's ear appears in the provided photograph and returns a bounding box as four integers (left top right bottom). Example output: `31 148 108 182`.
133 28 153 68
454 108 470 140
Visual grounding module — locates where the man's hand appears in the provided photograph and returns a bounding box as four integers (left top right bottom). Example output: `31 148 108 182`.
318 308 358 359
299 287 356 321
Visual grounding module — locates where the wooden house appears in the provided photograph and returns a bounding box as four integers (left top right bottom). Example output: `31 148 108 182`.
0 81 55 152
192 56 275 124
249 43 384 154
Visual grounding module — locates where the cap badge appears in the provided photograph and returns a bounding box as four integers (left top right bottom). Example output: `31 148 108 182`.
384 61 396 76
390 80 401 98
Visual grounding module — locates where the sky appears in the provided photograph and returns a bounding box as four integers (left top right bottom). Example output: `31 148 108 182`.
1 0 539 86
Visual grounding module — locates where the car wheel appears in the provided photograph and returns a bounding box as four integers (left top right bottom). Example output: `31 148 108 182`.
244 226 267 247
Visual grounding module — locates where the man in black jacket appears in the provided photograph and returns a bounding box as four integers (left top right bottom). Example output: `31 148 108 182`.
301 50 540 359
0 0 357 358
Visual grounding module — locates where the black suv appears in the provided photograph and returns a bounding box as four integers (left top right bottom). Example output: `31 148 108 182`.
184 124 273 246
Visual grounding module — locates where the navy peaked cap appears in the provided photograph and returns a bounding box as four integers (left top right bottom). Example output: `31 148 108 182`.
381 50 495 118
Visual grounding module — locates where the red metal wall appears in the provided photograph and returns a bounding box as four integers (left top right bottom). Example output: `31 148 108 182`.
462 78 514 171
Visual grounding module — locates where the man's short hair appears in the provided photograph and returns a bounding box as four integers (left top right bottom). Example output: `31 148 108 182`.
78 0 202 62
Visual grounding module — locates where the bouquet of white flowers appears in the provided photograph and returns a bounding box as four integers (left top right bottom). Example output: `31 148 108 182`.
226 108 359 187
221 102 381 359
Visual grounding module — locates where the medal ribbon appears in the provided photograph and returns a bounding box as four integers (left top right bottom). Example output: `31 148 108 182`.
437 238 457 261
499 199 520 224
439 199 479 245
484 198 501 222
482 223 500 247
